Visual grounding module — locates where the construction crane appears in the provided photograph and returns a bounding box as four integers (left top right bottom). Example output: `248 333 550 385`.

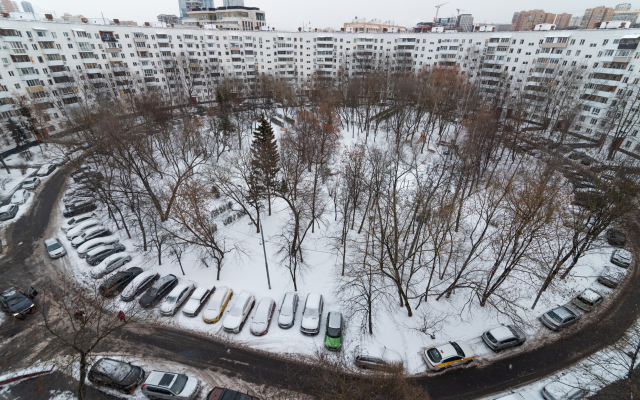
434 1 449 24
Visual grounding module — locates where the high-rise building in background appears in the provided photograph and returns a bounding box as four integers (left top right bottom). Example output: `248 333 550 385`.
20 1 32 13
201 0 214 9
612 9 640 24
223 0 244 7
0 0 19 13
580 6 614 29
569 15 583 27
553 13 573 29
615 3 632 11
188 6 265 29
157 13 180 25
178 0 188 17
510 10 555 31
456 14 474 32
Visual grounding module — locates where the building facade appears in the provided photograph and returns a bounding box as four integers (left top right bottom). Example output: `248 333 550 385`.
0 18 638 153
157 14 180 25
615 3 632 11
554 13 573 30
580 6 615 29
20 1 32 13
187 6 265 30
344 18 407 33
612 9 640 25
0 0 19 13
456 14 474 32
223 0 243 6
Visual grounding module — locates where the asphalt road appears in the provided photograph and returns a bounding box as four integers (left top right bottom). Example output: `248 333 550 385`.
1 167 640 399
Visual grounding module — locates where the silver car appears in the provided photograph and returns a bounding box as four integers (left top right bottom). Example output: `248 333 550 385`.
278 292 298 329
160 282 196 316
481 325 526 352
300 293 323 335
182 286 214 317
11 189 30 205
44 238 66 259
540 305 580 331
141 371 201 400
60 213 96 233
542 380 589 400
571 288 604 312
0 204 19 221
90 253 132 278
21 177 40 190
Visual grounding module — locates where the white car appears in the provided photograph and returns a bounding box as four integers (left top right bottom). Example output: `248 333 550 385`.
495 392 538 400
44 237 66 259
422 340 475 371
36 164 56 176
300 293 323 335
541 380 589 400
76 235 120 258
11 189 30 205
222 290 255 333
182 285 214 317
90 253 132 278
65 219 100 240
121 271 159 302
21 177 40 190
611 249 633 268
202 286 233 323
141 371 201 400
60 214 96 233
160 282 196 316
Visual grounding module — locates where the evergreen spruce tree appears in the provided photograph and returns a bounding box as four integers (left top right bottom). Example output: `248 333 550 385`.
251 113 280 215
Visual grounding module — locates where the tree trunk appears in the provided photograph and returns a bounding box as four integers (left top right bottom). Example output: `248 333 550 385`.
0 154 9 174
78 352 88 400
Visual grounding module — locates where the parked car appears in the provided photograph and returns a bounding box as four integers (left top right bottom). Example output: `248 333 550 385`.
63 200 97 218
206 387 260 400
540 305 580 331
495 392 538 400
99 267 143 297
570 179 596 189
353 345 403 370
250 297 275 336
11 189 30 205
598 265 627 288
202 286 233 323
21 177 40 190
300 293 323 335
481 325 526 352
0 286 37 318
61 213 97 233
65 219 101 240
160 282 195 316
277 292 298 329
90 252 131 278
600 171 617 181
64 195 95 208
88 358 145 394
85 243 126 266
324 312 344 351
541 380 589 400
182 286 214 317
605 229 626 247
77 235 120 258
139 274 178 308
611 249 633 268
422 340 475 371
571 288 604 312
121 271 159 302
0 204 18 221
222 290 255 333
62 191 94 204
71 226 111 248
36 164 56 176
140 370 201 400
44 237 66 259
581 156 594 166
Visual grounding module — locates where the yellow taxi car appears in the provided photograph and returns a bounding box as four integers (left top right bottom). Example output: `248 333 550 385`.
422 340 475 372
202 286 233 323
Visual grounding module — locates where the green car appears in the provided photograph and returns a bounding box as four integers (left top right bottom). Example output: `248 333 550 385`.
324 312 344 351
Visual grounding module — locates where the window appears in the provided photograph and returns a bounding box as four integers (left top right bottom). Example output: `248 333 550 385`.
603 39 609 45
579 39 585 45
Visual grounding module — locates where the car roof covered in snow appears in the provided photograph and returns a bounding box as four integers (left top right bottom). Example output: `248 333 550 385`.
489 326 516 342
579 289 602 303
328 312 342 329
552 306 575 320
44 238 60 246
210 286 229 301
167 282 191 297
190 286 209 300
434 343 459 360
603 265 626 281
305 293 321 308
614 249 632 260
0 204 14 212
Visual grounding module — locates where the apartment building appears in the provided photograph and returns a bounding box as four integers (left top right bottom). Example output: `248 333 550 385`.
511 10 553 31
0 18 639 154
581 6 615 29
554 13 573 30
344 18 407 33
187 6 265 30
612 9 640 25
615 3 632 11
457 14 474 32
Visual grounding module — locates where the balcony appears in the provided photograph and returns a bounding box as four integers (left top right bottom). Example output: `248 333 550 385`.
25 85 44 93
157 38 170 44
108 54 123 62
42 48 59 55
2 36 23 42
74 36 91 43
540 42 568 49
46 60 64 67
114 76 129 82
15 61 34 69
0 103 15 112
184 37 196 44
133 37 146 43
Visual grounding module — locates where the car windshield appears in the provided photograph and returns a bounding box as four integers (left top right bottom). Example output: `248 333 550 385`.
547 310 563 323
165 296 177 303
305 306 319 318
281 302 293 315
450 342 465 357
207 298 222 310
6 294 26 307
426 348 442 363
47 243 61 251
229 300 245 316
327 325 341 338
170 374 188 394
508 326 519 338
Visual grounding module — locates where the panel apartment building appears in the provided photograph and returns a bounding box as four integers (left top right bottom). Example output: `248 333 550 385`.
0 16 639 155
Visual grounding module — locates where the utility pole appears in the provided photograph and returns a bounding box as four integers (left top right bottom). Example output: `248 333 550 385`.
259 220 271 289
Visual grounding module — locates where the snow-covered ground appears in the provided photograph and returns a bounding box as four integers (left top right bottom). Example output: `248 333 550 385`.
53 121 628 374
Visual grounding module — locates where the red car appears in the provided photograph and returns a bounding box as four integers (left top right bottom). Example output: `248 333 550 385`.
249 297 275 336
207 387 259 400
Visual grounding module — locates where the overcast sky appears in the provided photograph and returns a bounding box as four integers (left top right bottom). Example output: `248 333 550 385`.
27 0 629 30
